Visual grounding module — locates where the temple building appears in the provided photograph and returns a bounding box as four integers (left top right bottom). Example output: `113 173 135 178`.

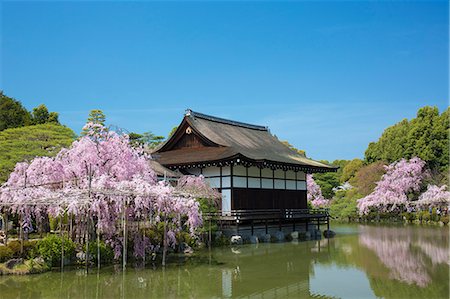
153 110 336 217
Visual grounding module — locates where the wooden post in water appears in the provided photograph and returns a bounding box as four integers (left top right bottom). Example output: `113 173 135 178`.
85 216 89 273
20 215 24 255
97 227 100 269
3 212 8 245
122 199 127 270
61 216 64 271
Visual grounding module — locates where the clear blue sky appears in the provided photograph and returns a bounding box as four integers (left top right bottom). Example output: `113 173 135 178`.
1 1 448 162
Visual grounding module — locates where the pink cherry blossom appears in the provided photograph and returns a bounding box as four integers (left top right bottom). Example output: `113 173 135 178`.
307 174 329 208
357 157 426 215
0 123 218 264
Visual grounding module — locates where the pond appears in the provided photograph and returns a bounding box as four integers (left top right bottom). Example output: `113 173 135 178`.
0 224 448 299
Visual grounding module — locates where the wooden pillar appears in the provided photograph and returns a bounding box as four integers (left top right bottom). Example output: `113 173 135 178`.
251 220 254 235
265 219 268 234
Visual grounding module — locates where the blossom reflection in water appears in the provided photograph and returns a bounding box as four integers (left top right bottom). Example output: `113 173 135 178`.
359 225 448 287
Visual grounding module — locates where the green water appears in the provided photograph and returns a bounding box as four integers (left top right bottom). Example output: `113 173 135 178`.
0 224 448 299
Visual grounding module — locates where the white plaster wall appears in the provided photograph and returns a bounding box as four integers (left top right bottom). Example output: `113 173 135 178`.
207 177 221 188
221 189 231 215
222 176 231 188
286 180 296 190
274 179 285 189
233 176 247 188
248 178 261 188
297 181 306 190
261 178 273 189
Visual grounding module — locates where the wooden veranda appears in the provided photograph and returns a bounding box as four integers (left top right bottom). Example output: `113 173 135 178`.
205 208 330 235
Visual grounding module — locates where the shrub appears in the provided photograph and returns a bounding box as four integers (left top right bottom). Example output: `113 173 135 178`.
6 240 38 258
441 216 449 225
0 246 13 262
88 240 114 264
402 212 415 222
37 235 76 266
421 211 430 222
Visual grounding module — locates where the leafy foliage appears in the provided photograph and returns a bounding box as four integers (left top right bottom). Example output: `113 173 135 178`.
0 92 31 131
37 235 76 266
0 246 13 262
129 131 165 149
352 161 386 196
81 109 106 136
31 104 59 125
329 189 360 220
312 172 340 199
340 158 364 183
88 240 114 264
280 140 306 157
7 240 39 259
365 106 449 173
0 124 76 183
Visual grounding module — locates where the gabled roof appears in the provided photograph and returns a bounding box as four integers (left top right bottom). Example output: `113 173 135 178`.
148 160 182 178
154 110 337 172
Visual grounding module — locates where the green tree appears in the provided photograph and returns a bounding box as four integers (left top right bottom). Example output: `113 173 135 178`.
168 126 178 138
406 106 449 171
281 140 306 157
81 109 106 135
128 131 165 149
0 124 75 182
340 158 364 183
352 161 386 196
31 104 50 124
0 92 31 131
329 189 360 221
313 163 340 199
87 109 106 125
364 106 449 172
48 112 60 123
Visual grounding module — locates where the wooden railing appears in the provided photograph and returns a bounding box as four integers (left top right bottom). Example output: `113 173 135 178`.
204 208 329 222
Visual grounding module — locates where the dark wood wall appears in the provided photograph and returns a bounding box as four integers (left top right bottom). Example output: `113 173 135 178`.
173 132 208 149
231 188 307 210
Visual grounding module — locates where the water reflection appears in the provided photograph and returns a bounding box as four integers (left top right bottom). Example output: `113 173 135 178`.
0 225 448 299
358 225 448 288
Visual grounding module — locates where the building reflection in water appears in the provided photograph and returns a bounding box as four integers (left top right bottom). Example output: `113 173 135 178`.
0 225 448 298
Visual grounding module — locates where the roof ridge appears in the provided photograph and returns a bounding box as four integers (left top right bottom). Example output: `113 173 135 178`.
185 109 268 131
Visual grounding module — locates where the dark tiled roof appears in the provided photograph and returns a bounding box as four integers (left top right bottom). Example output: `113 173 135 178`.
148 160 182 177
155 110 337 172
